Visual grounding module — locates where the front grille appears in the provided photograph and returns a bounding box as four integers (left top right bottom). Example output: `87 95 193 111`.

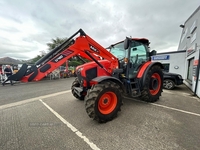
76 67 97 87
85 67 97 81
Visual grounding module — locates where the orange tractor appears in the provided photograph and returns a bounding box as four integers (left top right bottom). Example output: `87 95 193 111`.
9 29 163 123
69 30 163 122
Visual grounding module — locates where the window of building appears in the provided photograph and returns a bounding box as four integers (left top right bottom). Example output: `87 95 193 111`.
187 58 194 81
162 63 170 72
190 32 196 44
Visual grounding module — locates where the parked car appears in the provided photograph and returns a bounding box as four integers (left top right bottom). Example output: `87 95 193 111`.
163 71 183 90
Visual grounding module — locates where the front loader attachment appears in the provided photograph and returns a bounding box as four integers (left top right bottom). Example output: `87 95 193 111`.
9 29 118 82
9 30 81 82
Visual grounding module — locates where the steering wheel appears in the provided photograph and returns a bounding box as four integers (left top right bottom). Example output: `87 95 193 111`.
117 55 124 61
130 54 138 64
134 54 138 64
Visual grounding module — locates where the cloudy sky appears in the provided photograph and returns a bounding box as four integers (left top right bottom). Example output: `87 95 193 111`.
0 0 199 60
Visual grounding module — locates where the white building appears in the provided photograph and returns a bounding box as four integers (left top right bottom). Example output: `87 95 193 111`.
178 6 200 97
151 50 186 78
152 6 200 97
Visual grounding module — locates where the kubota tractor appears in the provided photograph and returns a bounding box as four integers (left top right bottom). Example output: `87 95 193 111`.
70 30 163 123
8 29 163 123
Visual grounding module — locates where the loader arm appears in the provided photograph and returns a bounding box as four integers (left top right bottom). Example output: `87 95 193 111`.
12 29 118 82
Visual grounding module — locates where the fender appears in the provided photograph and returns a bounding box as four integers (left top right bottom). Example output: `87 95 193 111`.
137 61 163 87
91 76 124 91
136 61 152 78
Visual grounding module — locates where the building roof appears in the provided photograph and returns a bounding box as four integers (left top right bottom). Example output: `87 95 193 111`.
185 5 200 24
157 50 186 55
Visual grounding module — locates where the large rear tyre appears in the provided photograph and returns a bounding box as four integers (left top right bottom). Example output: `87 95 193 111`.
140 65 163 102
84 81 123 123
71 78 84 100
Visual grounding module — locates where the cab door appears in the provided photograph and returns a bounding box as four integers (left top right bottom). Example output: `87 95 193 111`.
128 41 148 78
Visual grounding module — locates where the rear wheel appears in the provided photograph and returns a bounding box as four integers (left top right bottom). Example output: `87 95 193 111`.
84 81 123 123
140 65 163 102
163 79 175 90
71 78 84 100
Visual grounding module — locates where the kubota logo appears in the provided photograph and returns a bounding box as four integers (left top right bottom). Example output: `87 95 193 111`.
89 44 99 53
54 55 64 62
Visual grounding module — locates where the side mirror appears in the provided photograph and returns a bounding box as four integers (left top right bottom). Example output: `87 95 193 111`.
124 37 130 50
150 50 157 56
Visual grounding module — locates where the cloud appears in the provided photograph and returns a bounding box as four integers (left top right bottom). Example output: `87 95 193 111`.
0 0 199 60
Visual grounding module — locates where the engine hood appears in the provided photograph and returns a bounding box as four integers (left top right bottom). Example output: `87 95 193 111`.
76 60 111 70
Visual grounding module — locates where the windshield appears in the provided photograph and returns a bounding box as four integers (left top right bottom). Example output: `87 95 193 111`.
109 42 126 60
109 40 148 63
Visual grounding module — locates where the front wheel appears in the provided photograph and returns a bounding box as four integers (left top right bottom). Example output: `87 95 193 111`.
140 65 163 102
84 81 123 123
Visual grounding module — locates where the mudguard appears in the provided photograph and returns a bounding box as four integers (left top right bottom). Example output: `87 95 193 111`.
137 62 163 88
91 76 124 90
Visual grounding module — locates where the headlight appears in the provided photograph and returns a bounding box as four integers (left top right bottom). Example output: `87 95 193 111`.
77 67 83 74
178 75 182 79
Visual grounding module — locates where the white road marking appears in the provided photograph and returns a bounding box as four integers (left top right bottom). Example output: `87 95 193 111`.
172 91 199 102
181 92 191 96
163 90 191 96
163 90 173 94
189 96 200 101
163 90 200 101
151 103 200 117
194 97 200 102
0 90 71 110
39 99 100 150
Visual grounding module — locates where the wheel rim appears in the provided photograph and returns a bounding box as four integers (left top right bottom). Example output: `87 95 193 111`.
150 73 161 95
98 92 117 115
163 81 173 89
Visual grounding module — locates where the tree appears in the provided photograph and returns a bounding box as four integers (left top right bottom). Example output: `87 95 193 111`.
47 37 67 51
29 50 46 64
29 55 42 64
68 60 82 67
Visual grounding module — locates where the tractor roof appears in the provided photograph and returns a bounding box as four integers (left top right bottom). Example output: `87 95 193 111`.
132 38 150 45
112 38 150 46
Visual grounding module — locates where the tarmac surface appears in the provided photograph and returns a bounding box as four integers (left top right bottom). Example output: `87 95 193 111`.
0 77 200 150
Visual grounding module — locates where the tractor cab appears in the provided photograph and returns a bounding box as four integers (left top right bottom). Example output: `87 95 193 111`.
109 38 151 79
